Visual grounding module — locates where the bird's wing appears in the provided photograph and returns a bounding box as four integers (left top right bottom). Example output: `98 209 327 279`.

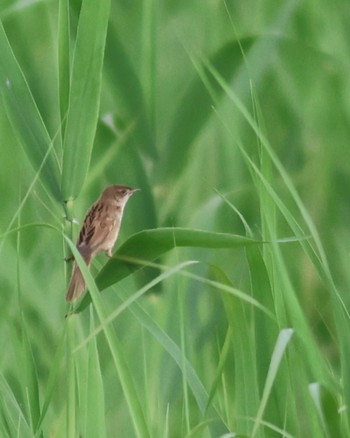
77 202 116 256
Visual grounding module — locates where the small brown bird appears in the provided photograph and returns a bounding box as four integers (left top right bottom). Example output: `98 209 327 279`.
66 185 140 301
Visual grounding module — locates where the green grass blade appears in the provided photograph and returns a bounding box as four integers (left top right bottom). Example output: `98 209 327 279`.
78 311 107 438
0 20 61 200
61 0 111 200
19 318 41 433
74 228 258 312
220 284 261 435
205 327 232 412
0 375 33 438
97 330 150 438
252 328 294 437
309 383 346 438
15 196 41 434
66 317 77 437
74 261 199 350
35 326 67 434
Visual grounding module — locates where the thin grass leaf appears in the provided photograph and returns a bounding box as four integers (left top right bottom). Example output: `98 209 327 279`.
0 223 61 241
185 419 238 438
334 309 350 428
177 269 190 434
247 418 294 438
74 260 199 351
186 267 273 318
19 318 41 433
0 20 61 200
219 285 262 435
0 375 33 438
35 326 67 434
245 245 281 395
309 383 347 438
61 0 111 200
81 311 107 438
205 327 232 412
15 192 41 434
66 317 77 437
252 328 294 437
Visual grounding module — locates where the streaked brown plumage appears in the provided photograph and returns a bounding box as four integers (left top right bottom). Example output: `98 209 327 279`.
66 185 139 301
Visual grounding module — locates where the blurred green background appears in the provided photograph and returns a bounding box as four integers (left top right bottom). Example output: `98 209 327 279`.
1 0 350 437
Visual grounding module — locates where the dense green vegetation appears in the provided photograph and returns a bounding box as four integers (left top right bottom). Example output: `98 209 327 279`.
1 0 350 436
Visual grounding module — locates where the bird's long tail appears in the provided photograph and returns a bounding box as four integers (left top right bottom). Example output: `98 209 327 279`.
66 254 91 302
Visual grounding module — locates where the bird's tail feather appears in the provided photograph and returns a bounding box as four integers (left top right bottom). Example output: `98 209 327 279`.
66 254 91 302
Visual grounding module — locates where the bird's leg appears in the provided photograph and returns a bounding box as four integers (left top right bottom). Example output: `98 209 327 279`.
105 249 113 258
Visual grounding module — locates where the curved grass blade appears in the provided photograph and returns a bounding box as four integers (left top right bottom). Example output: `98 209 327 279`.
0 375 33 438
252 328 294 437
309 383 345 438
75 257 273 345
35 325 67 433
0 20 61 200
74 260 199 351
61 0 111 200
74 227 257 312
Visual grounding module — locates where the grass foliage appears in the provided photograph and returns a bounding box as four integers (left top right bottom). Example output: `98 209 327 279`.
0 0 350 436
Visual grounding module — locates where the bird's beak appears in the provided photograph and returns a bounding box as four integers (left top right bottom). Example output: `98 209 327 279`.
131 188 141 194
